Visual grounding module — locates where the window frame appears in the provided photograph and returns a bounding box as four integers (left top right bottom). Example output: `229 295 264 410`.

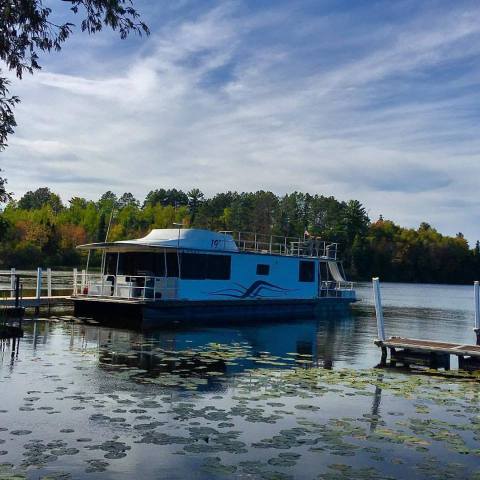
256 264 270 276
299 260 315 282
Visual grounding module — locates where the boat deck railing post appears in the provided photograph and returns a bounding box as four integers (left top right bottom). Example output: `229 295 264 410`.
475 281 480 346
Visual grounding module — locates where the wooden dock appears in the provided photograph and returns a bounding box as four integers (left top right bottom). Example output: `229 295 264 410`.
1 268 76 313
372 278 480 371
375 337 480 370
1 296 72 308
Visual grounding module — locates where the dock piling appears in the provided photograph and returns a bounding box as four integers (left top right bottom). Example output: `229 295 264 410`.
14 275 20 308
372 277 387 364
35 268 42 315
73 268 78 295
475 281 480 345
47 268 52 298
10 268 15 297
35 268 43 300
372 278 386 342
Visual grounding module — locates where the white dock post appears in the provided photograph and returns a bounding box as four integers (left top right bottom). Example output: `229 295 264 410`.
73 268 78 295
372 277 386 341
10 267 15 297
474 281 480 345
36 267 42 300
47 268 52 297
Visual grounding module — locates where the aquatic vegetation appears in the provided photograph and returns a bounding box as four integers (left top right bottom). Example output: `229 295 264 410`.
0 463 26 480
0 320 479 479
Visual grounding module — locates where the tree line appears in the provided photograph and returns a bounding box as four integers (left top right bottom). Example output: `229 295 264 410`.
0 186 478 284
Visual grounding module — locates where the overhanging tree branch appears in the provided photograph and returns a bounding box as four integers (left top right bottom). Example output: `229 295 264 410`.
0 75 19 152
0 0 149 153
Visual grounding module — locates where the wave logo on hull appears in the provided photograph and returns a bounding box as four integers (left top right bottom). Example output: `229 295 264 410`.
208 280 294 299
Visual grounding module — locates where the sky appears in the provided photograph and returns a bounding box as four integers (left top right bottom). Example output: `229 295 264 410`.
2 0 480 242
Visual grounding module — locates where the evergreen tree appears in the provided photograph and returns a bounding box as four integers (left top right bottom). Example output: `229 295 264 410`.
187 188 204 225
118 192 139 209
18 187 63 213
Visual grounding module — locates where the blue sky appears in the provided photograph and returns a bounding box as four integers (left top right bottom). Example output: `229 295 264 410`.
2 0 480 242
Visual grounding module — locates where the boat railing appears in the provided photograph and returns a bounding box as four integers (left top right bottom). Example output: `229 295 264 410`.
320 280 355 297
73 273 178 301
218 231 339 259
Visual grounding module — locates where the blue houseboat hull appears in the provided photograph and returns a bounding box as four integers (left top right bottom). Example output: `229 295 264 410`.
73 297 355 329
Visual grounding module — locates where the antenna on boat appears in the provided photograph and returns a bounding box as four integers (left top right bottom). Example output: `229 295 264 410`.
105 205 116 243
101 204 116 275
173 222 183 249
173 222 183 275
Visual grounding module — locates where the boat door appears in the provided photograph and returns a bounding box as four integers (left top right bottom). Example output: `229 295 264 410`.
318 261 329 296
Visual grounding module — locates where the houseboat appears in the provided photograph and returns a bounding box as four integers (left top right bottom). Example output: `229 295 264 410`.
72 229 355 327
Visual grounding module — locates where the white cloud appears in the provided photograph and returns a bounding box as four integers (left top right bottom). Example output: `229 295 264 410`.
2 0 480 242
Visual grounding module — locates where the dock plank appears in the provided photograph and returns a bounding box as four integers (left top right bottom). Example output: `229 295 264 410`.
1 296 72 307
385 338 459 349
379 337 480 358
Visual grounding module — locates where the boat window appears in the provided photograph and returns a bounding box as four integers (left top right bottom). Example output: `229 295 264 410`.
207 255 231 280
181 253 207 279
299 260 315 282
165 252 179 277
118 252 155 276
180 253 231 280
256 264 270 275
117 252 174 277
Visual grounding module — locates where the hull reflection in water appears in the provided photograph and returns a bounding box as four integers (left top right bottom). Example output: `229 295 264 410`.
67 311 358 392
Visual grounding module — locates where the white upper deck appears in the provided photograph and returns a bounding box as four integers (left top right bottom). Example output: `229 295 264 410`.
115 229 239 252
77 228 339 260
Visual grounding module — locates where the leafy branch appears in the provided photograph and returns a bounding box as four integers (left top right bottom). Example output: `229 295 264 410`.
0 0 149 158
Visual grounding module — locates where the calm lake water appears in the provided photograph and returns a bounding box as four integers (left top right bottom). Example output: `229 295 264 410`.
0 282 479 479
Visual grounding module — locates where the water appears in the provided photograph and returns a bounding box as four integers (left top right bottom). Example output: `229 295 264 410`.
0 282 479 479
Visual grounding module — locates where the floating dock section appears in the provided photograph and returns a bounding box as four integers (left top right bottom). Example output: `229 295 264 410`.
373 278 480 371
